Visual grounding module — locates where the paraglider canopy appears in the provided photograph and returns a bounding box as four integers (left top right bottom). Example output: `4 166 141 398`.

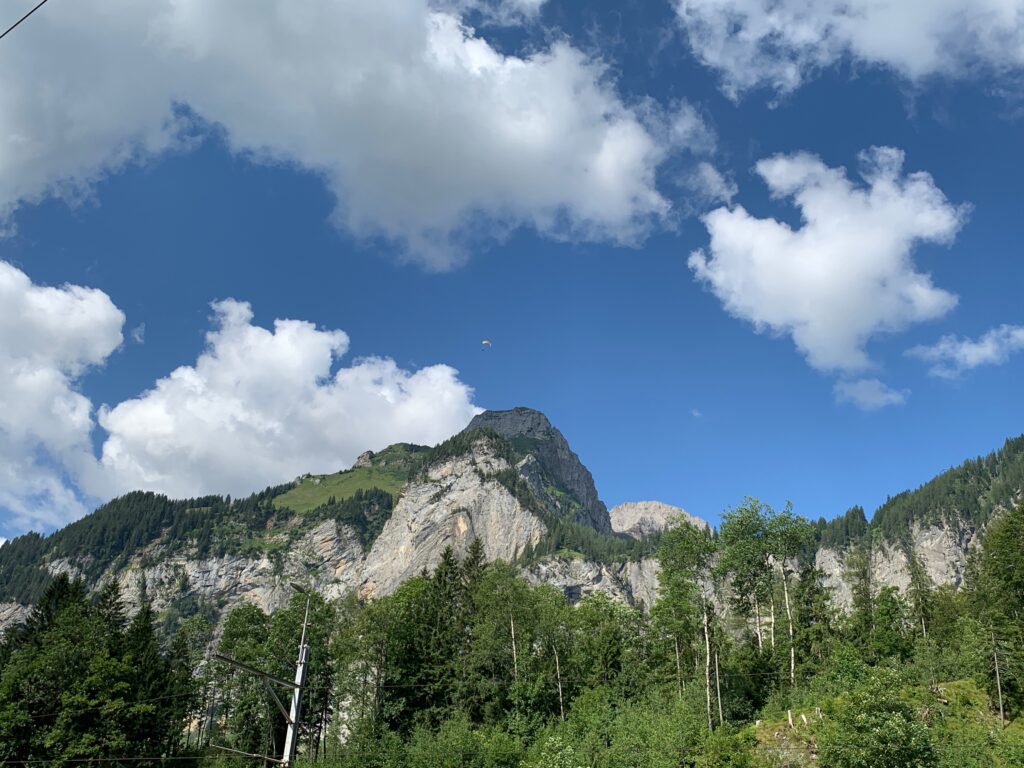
481 339 492 348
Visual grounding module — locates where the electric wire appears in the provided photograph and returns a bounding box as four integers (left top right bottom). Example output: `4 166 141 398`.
0 0 51 44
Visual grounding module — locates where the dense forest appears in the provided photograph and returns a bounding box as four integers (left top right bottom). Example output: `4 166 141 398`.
2 498 1022 767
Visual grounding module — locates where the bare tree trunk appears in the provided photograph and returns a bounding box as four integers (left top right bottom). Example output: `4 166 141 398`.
993 630 1005 729
714 650 723 726
510 615 519 680
674 636 683 700
753 593 761 651
702 601 712 732
554 646 565 721
921 615 927 639
769 591 777 649
782 573 795 686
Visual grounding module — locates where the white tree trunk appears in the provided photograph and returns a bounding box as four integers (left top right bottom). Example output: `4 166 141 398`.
510 615 519 680
782 573 795 686
753 595 764 650
715 650 723 726
702 601 713 731
769 590 777 649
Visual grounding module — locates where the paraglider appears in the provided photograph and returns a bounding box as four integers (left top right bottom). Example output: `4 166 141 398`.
481 339 492 350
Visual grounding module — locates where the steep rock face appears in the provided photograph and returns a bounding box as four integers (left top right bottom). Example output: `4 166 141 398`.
610 501 709 539
523 556 661 608
816 519 980 611
0 603 29 636
359 438 547 599
121 520 366 619
468 408 611 532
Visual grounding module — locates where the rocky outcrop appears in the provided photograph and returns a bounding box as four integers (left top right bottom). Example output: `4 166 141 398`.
112 520 367 619
359 437 546 599
523 556 661 608
468 408 611 532
815 519 981 611
0 602 29 636
610 501 709 538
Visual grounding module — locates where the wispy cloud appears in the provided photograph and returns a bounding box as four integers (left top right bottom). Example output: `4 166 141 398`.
834 379 909 411
908 324 1024 378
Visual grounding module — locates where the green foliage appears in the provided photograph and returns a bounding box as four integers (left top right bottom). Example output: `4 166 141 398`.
305 487 395 549
872 435 1024 541
818 672 936 768
817 506 869 549
0 485 291 603
274 463 410 515
0 575 198 765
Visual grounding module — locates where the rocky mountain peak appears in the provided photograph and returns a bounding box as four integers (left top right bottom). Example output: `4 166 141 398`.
610 501 709 539
468 407 554 438
467 407 611 532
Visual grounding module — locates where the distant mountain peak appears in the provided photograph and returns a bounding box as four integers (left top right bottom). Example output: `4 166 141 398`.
610 501 709 539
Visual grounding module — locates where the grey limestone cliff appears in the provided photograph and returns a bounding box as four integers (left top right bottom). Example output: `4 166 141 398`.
359 436 546 598
468 408 612 532
815 518 981 611
610 501 709 539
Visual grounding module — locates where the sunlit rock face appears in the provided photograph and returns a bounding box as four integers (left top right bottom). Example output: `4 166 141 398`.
610 501 709 539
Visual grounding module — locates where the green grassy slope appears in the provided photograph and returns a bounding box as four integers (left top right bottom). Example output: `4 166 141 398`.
273 466 407 514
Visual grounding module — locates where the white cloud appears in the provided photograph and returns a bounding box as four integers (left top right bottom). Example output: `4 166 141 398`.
675 0 1024 96
97 299 481 499
130 323 145 344
0 262 480 534
441 0 548 26
0 0 711 268
689 147 966 374
0 260 124 531
834 378 909 410
908 324 1024 378
679 161 737 212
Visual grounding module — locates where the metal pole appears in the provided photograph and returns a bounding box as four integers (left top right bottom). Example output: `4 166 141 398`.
282 596 312 768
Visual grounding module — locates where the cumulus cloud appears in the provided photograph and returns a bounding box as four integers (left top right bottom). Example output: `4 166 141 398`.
0 262 480 534
834 378 909 410
675 0 1024 96
97 300 481 499
689 147 966 376
908 324 1024 378
0 0 712 268
0 261 124 531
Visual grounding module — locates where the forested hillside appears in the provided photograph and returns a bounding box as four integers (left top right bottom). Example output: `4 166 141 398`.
813 435 1024 547
2 500 1022 767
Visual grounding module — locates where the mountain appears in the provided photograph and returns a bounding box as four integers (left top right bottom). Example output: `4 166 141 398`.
610 501 709 539
814 435 1024 609
1 408 1022 637
0 409 662 634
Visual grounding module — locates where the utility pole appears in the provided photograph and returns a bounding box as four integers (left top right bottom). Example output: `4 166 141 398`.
282 597 312 767
213 592 312 768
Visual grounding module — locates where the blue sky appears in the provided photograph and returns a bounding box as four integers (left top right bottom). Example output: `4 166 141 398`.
1 0 1023 537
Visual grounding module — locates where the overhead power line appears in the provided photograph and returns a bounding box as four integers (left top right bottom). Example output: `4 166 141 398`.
0 0 51 44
